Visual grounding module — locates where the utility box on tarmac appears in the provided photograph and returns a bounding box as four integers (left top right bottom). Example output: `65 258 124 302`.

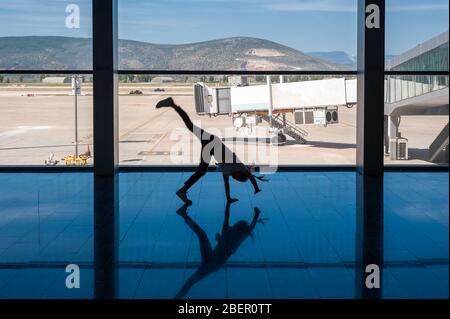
390 137 409 160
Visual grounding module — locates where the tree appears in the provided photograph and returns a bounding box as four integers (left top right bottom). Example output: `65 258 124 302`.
136 74 149 82
255 75 265 82
119 75 127 83
0 75 3 83
19 76 24 83
6 77 10 84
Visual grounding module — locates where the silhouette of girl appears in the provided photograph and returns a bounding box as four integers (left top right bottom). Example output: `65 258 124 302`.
156 97 267 205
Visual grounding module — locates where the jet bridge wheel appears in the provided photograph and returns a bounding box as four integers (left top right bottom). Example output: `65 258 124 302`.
271 133 287 146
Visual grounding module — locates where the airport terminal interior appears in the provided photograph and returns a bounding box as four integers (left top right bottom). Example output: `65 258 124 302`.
0 0 448 299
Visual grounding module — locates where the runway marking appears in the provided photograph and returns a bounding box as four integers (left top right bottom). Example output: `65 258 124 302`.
120 108 171 140
139 132 168 155
138 151 183 156
0 126 50 138
0 143 90 151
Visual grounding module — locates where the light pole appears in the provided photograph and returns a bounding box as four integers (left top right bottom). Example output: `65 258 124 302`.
72 76 82 158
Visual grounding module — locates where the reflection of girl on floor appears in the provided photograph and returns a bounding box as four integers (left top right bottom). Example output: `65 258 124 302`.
156 97 268 205
175 203 267 299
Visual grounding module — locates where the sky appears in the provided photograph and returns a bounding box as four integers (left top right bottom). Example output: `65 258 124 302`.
0 0 448 55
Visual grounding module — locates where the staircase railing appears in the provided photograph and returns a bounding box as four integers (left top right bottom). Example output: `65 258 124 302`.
261 114 308 144
429 122 449 163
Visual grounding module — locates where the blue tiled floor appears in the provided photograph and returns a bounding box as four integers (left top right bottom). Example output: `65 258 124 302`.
0 171 448 299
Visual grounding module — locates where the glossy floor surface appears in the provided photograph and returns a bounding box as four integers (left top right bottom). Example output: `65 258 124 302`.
0 171 448 299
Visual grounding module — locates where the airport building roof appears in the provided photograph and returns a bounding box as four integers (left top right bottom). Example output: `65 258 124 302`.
386 31 449 71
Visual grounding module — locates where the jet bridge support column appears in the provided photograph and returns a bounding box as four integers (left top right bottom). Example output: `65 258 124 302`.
388 114 401 160
279 75 287 131
384 115 389 154
384 114 399 154
266 76 273 128
388 115 399 139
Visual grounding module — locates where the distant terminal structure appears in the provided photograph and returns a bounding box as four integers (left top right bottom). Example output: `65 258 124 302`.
384 31 449 163
42 76 72 84
150 76 175 84
228 75 248 87
187 76 202 83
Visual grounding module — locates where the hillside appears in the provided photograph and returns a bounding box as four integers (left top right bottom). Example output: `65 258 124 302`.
0 36 346 71
307 51 357 69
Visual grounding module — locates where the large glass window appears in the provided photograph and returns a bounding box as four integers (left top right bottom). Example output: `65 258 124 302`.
385 0 448 166
384 75 448 166
0 0 92 70
118 0 357 71
117 0 358 166
0 74 93 166
118 74 357 166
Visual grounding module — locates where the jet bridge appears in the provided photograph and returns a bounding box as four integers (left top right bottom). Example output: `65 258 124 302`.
194 77 356 144
195 78 356 115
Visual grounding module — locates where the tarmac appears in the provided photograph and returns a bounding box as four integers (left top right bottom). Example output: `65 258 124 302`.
0 84 447 166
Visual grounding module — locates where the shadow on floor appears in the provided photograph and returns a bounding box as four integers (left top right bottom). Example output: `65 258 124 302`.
408 148 432 162
175 202 268 298
297 140 356 149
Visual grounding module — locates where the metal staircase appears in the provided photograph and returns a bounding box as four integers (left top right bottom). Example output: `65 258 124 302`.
429 122 449 163
261 114 308 144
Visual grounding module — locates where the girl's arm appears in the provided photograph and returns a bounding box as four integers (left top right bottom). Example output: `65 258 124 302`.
223 174 238 203
247 171 261 194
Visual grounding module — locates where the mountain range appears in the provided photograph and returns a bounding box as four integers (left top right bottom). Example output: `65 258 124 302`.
307 51 399 69
0 36 349 71
307 51 357 69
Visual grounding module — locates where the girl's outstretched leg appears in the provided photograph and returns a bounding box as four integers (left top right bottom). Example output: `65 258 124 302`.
177 160 209 205
156 97 175 108
156 97 200 137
